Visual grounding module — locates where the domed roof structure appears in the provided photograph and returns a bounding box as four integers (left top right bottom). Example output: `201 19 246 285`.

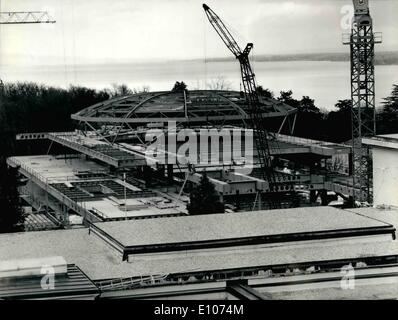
71 90 296 126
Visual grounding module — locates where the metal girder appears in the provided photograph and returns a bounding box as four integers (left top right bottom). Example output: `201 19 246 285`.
0 11 55 24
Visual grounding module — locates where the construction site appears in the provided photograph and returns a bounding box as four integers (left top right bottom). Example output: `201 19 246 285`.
1 0 398 300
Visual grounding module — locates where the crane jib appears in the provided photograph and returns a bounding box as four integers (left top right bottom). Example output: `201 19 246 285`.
202 3 277 191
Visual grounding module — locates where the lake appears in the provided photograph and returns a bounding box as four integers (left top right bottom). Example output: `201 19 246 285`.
3 59 398 111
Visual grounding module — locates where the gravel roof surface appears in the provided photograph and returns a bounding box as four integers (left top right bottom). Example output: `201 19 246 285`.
0 228 396 280
349 207 398 227
0 208 394 281
94 206 391 247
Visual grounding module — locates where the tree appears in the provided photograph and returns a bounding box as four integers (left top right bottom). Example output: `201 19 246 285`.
0 163 25 233
206 76 232 90
324 99 352 142
377 84 398 134
382 84 398 111
172 81 187 92
207 77 230 90
109 83 133 97
256 86 274 99
277 90 299 108
107 83 150 98
335 99 352 113
187 173 224 215
299 96 320 113
277 91 325 140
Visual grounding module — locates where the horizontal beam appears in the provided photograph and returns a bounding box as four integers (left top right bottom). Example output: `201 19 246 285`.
0 11 55 24
16 132 48 140
363 136 398 151
71 111 292 124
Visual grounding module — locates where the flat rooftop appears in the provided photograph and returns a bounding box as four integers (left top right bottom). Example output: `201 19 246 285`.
82 197 185 219
0 223 397 281
9 154 106 183
93 206 394 253
348 207 398 228
8 155 186 220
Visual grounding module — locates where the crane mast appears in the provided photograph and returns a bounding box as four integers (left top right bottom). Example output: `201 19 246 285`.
343 0 381 205
203 4 276 186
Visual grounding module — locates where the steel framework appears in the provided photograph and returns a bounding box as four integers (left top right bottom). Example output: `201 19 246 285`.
0 11 55 24
203 4 275 186
343 0 381 204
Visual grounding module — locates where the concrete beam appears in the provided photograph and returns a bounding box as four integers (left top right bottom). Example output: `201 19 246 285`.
187 172 230 194
363 135 398 151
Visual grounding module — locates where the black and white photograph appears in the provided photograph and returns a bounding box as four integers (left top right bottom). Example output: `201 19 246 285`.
0 0 398 306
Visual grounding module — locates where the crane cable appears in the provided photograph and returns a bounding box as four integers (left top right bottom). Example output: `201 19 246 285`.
0 0 6 94
203 11 207 90
60 0 68 86
219 14 247 92
0 0 2 83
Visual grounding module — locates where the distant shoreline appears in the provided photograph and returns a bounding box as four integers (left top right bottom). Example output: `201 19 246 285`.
201 51 398 66
3 51 398 69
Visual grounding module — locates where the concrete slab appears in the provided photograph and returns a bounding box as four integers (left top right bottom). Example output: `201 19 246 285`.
94 206 393 251
0 227 397 281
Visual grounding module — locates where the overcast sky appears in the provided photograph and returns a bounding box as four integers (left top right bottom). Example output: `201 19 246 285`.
0 0 397 67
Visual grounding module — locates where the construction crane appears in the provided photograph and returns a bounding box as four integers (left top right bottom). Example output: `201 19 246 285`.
0 11 55 24
343 0 381 205
0 4 56 88
202 4 276 188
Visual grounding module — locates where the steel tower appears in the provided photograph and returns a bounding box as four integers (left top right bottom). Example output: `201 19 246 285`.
343 0 381 205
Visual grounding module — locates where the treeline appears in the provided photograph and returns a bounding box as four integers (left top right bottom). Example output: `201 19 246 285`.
1 81 398 162
258 84 398 142
0 82 149 163
0 82 133 233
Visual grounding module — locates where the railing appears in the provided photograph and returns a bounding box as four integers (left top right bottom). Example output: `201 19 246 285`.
90 206 107 220
43 172 112 184
275 133 350 149
48 132 141 164
97 274 169 291
47 133 120 166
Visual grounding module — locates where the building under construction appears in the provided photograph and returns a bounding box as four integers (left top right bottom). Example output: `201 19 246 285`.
2 0 398 300
8 88 354 226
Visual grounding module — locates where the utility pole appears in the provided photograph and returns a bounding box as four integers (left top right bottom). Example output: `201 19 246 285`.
343 0 381 206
